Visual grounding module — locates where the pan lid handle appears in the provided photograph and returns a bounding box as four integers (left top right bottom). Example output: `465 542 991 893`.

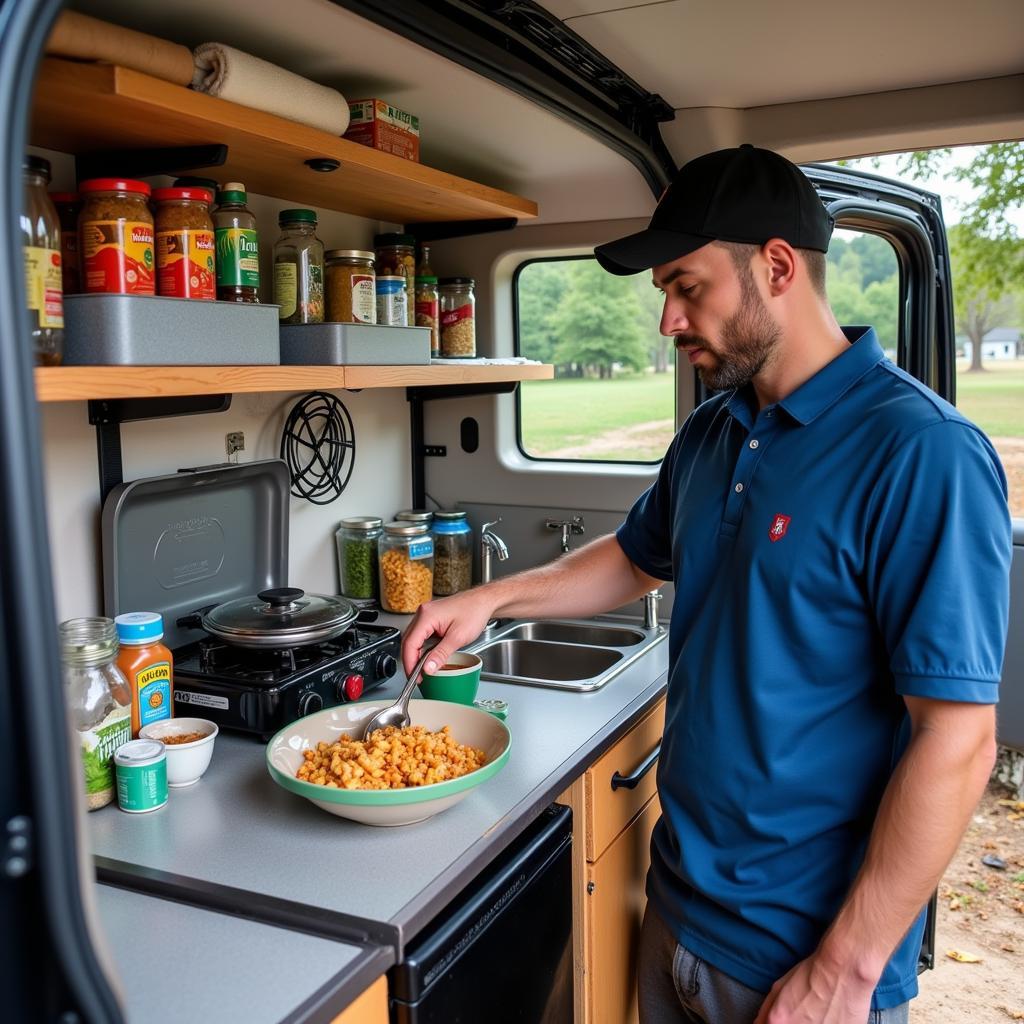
258 588 305 608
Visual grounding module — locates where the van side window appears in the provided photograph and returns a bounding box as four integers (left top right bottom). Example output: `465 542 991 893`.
515 256 676 464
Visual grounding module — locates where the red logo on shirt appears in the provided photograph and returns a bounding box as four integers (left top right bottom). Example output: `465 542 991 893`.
769 514 791 542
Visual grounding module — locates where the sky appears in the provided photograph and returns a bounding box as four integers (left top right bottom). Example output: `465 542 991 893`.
834 144 1024 233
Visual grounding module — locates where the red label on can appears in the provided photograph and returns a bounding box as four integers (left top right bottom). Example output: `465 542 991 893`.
156 229 216 300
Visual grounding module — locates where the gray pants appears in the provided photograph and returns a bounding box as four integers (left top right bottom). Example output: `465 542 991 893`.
638 903 910 1024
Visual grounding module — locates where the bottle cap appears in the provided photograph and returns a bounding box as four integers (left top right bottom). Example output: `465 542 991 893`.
114 612 164 644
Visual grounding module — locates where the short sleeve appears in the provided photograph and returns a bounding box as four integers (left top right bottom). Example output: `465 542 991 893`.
616 430 681 582
865 420 1012 703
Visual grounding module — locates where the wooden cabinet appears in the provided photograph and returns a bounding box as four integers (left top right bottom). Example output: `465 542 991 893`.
330 975 388 1024
560 696 666 1024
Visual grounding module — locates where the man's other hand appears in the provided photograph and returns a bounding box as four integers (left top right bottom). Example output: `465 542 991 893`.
753 953 876 1024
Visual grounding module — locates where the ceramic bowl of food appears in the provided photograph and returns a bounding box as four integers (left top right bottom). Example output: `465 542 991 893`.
265 699 511 826
418 651 482 705
138 717 218 787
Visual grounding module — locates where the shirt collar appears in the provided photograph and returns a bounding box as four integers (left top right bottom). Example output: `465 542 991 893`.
726 326 884 429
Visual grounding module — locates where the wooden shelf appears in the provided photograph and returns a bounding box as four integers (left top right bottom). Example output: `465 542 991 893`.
34 363 553 402
30 59 538 225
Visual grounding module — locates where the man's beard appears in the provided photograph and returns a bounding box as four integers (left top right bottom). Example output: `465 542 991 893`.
679 265 782 392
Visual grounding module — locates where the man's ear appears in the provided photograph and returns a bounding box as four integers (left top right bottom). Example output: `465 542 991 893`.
761 238 797 295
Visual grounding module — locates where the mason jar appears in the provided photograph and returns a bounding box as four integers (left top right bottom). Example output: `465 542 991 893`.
336 516 383 603
378 521 434 614
432 511 473 596
439 277 476 357
273 208 325 323
325 250 376 324
395 509 434 526
59 617 133 811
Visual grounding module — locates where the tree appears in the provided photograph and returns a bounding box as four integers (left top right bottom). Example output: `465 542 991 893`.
517 260 571 363
550 262 649 377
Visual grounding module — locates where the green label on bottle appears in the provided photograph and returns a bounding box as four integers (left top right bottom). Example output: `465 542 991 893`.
274 262 297 318
216 228 260 288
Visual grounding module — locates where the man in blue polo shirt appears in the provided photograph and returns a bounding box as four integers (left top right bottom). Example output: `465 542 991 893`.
402 145 1012 1023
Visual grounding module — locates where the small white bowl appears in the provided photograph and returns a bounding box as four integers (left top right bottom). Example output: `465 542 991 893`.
139 717 218 787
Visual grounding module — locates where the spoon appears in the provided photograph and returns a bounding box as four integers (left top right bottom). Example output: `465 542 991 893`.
360 644 436 739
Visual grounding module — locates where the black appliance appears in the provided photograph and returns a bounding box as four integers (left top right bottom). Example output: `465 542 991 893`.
172 620 399 740
390 804 574 1023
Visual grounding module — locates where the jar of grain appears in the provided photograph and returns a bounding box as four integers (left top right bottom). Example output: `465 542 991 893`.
395 509 434 526
325 250 376 324
152 187 216 300
439 277 476 357
78 178 155 295
379 521 434 614
415 275 440 357
374 233 416 325
432 511 473 596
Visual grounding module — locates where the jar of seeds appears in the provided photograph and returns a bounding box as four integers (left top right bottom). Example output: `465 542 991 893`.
336 516 383 603
432 511 473 596
379 521 434 614
439 277 476 357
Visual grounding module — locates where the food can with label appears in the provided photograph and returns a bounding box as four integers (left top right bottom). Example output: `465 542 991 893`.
376 275 408 327
325 250 376 324
153 187 216 300
78 179 155 295
114 739 168 813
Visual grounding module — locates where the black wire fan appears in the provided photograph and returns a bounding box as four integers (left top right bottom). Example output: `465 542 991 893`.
279 391 355 504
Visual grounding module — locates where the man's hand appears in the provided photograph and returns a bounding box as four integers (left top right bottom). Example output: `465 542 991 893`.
753 953 875 1024
402 589 497 676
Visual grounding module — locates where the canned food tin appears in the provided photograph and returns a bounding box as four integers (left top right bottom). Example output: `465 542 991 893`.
115 739 168 813
376 275 408 326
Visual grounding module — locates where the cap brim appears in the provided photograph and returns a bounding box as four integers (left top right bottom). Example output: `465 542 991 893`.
594 228 711 276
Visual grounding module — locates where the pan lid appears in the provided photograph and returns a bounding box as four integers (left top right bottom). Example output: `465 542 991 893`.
202 588 357 647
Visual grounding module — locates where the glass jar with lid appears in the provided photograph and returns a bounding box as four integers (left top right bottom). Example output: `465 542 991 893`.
336 516 383 603
325 250 376 324
22 156 64 365
59 617 133 811
439 277 476 357
432 511 473 596
374 232 416 325
49 190 81 297
78 178 155 295
273 208 325 324
395 509 434 526
152 186 216 300
378 521 434 614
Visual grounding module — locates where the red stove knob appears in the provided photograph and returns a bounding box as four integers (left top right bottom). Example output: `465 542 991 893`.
343 674 364 701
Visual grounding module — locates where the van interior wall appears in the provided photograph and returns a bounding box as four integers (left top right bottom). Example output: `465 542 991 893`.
424 219 683 619
34 148 412 622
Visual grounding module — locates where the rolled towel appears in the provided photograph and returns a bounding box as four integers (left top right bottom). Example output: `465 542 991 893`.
46 11 194 86
191 43 350 136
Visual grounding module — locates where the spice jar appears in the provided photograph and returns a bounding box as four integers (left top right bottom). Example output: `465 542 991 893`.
336 516 383 602
379 521 434 614
376 275 408 327
78 178 155 295
213 182 259 303
60 617 133 811
50 191 81 295
415 274 440 357
152 187 215 300
432 511 473 596
325 250 376 324
273 208 325 324
374 232 416 325
22 156 64 365
395 509 434 526
440 277 476 357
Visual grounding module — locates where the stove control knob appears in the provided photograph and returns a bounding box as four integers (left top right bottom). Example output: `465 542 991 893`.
343 674 364 701
298 691 323 717
375 654 398 680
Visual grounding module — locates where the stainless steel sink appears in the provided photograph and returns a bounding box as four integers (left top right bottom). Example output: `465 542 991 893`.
469 618 667 692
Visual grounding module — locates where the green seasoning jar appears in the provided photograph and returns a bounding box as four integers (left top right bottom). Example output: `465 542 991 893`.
214 181 259 303
115 739 168 813
59 617 132 811
336 516 383 602
273 209 324 324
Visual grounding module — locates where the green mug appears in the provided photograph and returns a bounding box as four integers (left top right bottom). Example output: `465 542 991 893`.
419 651 482 704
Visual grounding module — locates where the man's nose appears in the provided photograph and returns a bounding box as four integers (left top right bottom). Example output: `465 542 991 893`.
660 302 688 337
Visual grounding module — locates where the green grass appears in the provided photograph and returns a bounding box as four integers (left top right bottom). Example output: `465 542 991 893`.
954 362 1024 437
520 375 675 460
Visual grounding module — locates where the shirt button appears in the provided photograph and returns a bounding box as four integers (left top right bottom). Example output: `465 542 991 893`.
734 483 744 493
749 439 759 449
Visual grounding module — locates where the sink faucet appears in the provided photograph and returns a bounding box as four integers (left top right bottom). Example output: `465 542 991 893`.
480 519 509 584
545 514 585 553
643 589 662 629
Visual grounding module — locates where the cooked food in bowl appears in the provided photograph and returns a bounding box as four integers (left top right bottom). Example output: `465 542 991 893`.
296 724 486 790
160 730 208 745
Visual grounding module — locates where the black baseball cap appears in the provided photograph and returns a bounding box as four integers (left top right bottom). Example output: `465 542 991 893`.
595 144 833 276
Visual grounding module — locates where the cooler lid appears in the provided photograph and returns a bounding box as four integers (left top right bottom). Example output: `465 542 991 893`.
102 460 290 651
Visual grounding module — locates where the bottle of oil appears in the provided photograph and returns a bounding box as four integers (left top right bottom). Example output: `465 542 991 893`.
22 155 64 364
214 182 259 303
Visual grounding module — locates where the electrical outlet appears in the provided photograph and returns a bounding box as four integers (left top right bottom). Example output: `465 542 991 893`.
225 431 245 459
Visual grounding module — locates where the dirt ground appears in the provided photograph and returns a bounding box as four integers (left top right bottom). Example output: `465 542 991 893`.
990 437 1024 519
912 779 1024 1021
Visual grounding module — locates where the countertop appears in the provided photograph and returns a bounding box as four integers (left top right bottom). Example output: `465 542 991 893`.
88 613 669 1019
95 884 392 1024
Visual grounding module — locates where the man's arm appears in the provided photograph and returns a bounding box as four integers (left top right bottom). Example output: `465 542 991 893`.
401 533 662 674
754 696 997 1024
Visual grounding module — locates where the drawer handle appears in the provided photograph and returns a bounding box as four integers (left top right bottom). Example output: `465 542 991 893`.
610 742 661 791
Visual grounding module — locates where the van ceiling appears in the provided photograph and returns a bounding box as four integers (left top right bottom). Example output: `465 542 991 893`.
67 0 1022 224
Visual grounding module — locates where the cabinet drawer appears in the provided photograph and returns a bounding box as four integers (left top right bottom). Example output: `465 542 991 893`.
585 795 660 1024
584 697 665 862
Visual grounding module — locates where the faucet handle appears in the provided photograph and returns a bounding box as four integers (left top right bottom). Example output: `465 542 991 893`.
482 517 503 535
643 589 663 629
